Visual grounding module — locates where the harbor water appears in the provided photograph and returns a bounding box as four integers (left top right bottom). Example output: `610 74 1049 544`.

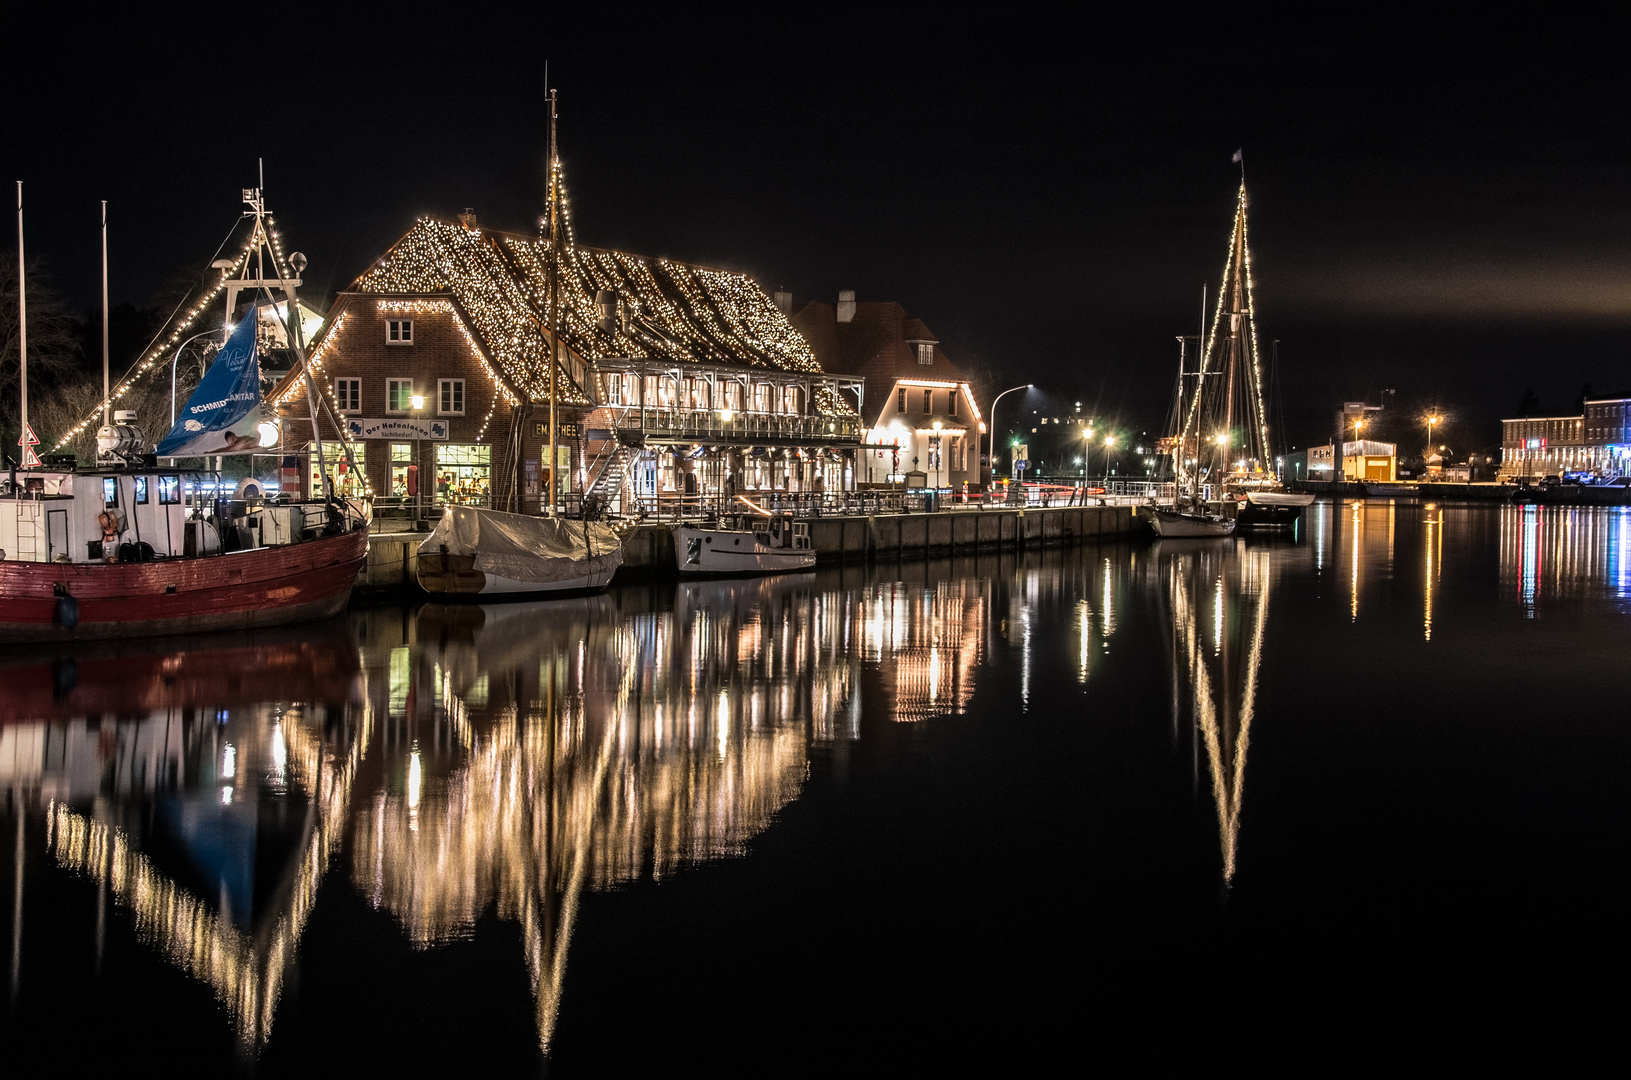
3 499 1628 1071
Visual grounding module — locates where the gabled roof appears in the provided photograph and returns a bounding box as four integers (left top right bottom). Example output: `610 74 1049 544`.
347 219 829 406
791 300 970 420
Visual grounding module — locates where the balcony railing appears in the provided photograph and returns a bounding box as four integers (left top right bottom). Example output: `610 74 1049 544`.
614 407 862 445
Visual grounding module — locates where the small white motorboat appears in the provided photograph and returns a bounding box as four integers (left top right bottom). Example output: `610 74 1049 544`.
418 506 623 597
672 514 815 576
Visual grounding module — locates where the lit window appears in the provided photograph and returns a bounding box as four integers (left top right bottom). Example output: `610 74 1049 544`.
158 475 181 505
386 319 413 344
387 379 414 413
334 378 361 413
439 378 465 415
917 343 934 366
103 477 118 507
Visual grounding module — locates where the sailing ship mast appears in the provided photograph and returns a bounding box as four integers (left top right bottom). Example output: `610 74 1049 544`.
1173 183 1273 500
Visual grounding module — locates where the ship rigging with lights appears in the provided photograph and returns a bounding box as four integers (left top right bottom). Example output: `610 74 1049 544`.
1148 182 1311 537
1 185 370 642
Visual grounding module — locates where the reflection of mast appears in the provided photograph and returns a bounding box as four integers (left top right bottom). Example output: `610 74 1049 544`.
47 704 372 1048
1157 543 1272 884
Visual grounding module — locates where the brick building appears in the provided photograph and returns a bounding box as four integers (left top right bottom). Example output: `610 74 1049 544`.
274 216 863 516
789 291 983 490
1500 399 1631 480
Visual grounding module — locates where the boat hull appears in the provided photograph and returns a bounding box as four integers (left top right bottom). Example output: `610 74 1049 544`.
0 528 369 643
416 550 616 597
1144 508 1237 537
672 525 817 576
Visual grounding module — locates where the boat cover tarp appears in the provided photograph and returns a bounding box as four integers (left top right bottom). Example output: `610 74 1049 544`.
420 507 624 583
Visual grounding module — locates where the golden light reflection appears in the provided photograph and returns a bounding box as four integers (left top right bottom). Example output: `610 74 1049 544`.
1151 541 1272 885
47 703 373 1049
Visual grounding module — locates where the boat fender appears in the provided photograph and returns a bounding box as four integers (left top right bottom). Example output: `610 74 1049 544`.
53 582 79 630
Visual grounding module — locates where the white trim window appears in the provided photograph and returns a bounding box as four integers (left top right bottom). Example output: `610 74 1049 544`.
439 378 465 416
334 377 362 414
949 389 960 418
922 389 932 413
916 343 934 366
387 379 415 413
897 388 906 413
386 319 413 345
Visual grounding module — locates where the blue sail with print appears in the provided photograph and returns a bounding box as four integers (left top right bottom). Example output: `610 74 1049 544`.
156 307 265 456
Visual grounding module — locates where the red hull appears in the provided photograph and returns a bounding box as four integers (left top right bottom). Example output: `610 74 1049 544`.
0 528 369 643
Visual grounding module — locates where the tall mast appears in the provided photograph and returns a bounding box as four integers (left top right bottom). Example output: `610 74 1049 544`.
546 89 560 516
101 201 110 428
15 183 26 469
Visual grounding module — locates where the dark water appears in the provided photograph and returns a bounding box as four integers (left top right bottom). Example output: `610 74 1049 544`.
3 499 1629 1072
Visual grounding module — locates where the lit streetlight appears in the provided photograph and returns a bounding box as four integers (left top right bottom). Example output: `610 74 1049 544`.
988 384 1033 490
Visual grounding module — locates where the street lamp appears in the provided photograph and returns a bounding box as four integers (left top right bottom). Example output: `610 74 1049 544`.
1427 414 1440 458
988 384 1033 490
932 419 944 493
1102 434 1117 483
411 393 425 521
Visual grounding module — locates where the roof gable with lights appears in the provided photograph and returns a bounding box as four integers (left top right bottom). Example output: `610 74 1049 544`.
341 218 832 408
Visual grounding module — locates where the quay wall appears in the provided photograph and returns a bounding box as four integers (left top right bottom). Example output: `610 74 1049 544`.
358 504 1140 594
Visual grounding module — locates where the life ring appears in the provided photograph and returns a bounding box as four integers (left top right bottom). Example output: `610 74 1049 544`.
235 477 266 501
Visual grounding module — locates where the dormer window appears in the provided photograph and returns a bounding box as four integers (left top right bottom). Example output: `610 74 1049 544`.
916 343 934 366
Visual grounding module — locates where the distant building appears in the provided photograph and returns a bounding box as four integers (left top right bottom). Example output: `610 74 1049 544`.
789 291 984 490
274 216 863 514
1307 439 1397 481
1501 398 1631 479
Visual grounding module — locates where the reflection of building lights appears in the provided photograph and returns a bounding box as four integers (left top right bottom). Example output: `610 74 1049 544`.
408 749 422 810
222 742 236 779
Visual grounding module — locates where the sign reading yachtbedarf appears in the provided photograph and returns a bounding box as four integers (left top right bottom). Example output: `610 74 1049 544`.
346 417 449 441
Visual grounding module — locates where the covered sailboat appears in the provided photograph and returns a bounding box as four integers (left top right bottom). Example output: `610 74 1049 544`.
416 506 623 596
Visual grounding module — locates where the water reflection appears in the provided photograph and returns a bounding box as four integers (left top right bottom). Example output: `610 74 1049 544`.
1148 540 1275 885
1499 504 1631 612
3 569 1000 1055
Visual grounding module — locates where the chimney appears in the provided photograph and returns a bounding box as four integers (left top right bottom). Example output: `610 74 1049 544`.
773 290 793 315
837 289 856 323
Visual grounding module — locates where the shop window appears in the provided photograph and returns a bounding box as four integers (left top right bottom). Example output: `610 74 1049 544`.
434 443 492 505
335 378 361 413
308 442 366 499
390 443 414 498
439 379 464 415
387 319 413 344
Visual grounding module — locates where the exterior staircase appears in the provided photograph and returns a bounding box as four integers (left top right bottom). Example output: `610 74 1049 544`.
581 406 638 517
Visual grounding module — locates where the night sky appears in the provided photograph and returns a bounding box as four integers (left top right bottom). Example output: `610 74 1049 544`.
6 8 1628 454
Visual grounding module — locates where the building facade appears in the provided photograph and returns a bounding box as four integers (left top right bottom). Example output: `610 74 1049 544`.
275 217 863 516
1500 399 1631 480
790 291 983 490
1307 439 1398 481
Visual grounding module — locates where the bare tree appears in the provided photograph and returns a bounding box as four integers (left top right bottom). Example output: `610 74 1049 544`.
0 259 84 438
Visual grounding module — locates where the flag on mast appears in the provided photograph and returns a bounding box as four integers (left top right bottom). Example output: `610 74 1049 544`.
1231 148 1243 163
155 307 265 456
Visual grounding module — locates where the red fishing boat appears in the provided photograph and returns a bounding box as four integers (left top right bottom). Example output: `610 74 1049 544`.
2 184 370 643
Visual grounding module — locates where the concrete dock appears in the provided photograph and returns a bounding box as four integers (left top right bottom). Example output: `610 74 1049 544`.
358 503 1141 594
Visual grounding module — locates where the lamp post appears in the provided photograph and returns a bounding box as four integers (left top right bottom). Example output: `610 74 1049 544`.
988 384 1033 491
932 419 943 493
411 393 425 521
1102 434 1117 484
